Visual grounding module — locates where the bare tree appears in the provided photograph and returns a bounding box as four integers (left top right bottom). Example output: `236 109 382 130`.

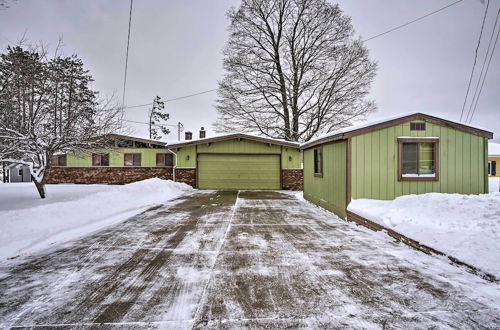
0 44 122 198
215 0 377 142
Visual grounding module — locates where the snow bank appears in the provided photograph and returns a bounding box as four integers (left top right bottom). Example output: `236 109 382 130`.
0 179 192 260
489 177 500 193
348 192 500 277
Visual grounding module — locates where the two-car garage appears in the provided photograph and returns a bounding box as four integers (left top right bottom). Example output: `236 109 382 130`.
168 134 302 190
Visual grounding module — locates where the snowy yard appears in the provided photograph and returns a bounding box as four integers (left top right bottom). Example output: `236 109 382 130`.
490 177 500 193
1 190 499 328
0 179 192 260
348 192 500 278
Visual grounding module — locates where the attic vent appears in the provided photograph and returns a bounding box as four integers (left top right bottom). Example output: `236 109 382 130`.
410 122 426 131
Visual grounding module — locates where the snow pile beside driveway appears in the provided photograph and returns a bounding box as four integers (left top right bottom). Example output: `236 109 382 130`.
0 179 192 260
489 177 500 193
348 192 500 277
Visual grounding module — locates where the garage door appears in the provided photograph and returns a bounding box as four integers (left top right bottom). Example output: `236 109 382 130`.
198 154 281 190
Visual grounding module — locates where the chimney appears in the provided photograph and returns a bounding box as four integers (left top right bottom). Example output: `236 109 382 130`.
185 131 193 140
199 127 206 139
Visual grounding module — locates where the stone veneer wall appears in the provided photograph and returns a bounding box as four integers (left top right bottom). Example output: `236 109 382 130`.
47 167 173 184
282 169 303 191
174 168 197 188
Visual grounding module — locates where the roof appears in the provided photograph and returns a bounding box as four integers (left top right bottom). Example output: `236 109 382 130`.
301 112 494 149
167 133 300 149
489 143 500 157
108 134 167 147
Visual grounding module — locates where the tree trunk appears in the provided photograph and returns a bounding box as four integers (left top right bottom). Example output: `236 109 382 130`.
33 180 46 199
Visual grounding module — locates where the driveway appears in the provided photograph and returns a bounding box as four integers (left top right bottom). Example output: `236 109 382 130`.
1 190 499 329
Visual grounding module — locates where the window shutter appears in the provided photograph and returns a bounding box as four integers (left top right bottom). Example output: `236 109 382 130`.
493 161 497 176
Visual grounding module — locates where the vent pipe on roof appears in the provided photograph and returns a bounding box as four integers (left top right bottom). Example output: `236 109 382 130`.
199 127 206 139
185 131 193 140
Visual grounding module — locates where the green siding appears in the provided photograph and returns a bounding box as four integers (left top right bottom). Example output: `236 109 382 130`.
175 146 196 167
198 154 280 190
281 147 302 169
351 121 488 200
303 141 347 218
66 148 173 167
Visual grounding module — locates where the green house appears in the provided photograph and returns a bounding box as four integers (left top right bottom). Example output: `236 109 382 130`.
301 113 493 218
168 133 302 190
48 134 174 184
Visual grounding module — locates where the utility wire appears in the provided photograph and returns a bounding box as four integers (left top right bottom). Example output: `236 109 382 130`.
459 0 490 122
122 0 134 106
122 88 217 110
363 0 464 42
122 118 178 127
467 27 500 124
465 7 500 123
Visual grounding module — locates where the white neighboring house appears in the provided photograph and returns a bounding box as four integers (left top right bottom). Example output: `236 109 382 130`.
5 164 32 183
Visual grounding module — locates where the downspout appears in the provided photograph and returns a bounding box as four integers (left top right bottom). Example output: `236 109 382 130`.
167 146 177 182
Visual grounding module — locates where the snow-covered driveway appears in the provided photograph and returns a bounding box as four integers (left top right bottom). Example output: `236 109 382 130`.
1 190 499 329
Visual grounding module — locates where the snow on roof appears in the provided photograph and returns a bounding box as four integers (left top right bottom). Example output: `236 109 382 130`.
301 112 493 149
167 132 300 148
489 143 500 156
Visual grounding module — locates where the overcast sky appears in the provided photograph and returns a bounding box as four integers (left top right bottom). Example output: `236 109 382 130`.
0 0 498 142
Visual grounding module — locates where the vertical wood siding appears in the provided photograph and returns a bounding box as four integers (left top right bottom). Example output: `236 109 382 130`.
351 121 488 200
303 141 347 218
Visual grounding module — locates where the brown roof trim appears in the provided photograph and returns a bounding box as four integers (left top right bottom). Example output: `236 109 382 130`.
301 113 493 150
167 133 300 149
108 134 167 146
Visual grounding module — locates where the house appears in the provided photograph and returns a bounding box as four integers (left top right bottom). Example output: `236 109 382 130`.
300 113 493 218
5 164 32 183
167 133 302 190
488 142 500 177
47 134 174 184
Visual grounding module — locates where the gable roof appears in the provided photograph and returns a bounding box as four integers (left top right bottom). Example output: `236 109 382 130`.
489 143 500 157
167 133 300 149
301 112 493 149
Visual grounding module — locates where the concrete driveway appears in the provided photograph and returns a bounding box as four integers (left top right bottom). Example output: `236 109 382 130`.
1 190 499 329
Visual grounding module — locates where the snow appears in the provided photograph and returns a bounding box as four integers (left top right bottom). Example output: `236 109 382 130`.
166 132 300 147
402 173 436 178
489 142 500 156
489 177 500 193
0 179 192 260
347 192 500 277
302 112 492 148
398 136 439 139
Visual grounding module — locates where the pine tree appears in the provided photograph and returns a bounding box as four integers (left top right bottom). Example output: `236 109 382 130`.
149 96 170 140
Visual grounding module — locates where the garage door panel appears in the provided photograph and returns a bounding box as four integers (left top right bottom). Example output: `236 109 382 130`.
198 154 280 190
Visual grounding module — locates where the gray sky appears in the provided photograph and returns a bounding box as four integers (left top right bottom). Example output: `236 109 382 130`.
0 0 498 142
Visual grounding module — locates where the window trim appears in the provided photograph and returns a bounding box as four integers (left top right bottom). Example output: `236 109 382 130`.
124 153 142 166
489 160 497 176
397 138 439 181
313 146 323 177
92 153 110 167
410 122 426 131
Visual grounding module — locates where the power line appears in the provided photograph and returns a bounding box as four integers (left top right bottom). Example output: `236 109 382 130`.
122 88 217 110
122 0 134 106
465 7 500 123
467 27 500 124
459 0 490 122
121 118 178 127
363 0 464 42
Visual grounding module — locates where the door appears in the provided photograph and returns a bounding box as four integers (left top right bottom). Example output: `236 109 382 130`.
197 154 281 190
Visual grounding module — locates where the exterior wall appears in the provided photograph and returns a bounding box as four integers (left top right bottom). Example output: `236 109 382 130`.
67 148 173 167
281 147 302 169
303 141 347 218
175 146 196 168
282 169 303 190
47 167 173 184
8 165 32 183
351 121 489 200
174 168 196 187
488 157 500 177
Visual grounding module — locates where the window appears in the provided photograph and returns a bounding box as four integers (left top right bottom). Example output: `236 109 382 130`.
92 153 109 166
398 138 438 181
156 153 174 166
410 122 426 131
489 161 497 176
124 153 141 166
50 155 67 166
313 147 323 177
18 168 23 176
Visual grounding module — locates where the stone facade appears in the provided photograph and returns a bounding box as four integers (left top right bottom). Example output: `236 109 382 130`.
47 167 173 184
174 168 197 188
281 169 303 191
